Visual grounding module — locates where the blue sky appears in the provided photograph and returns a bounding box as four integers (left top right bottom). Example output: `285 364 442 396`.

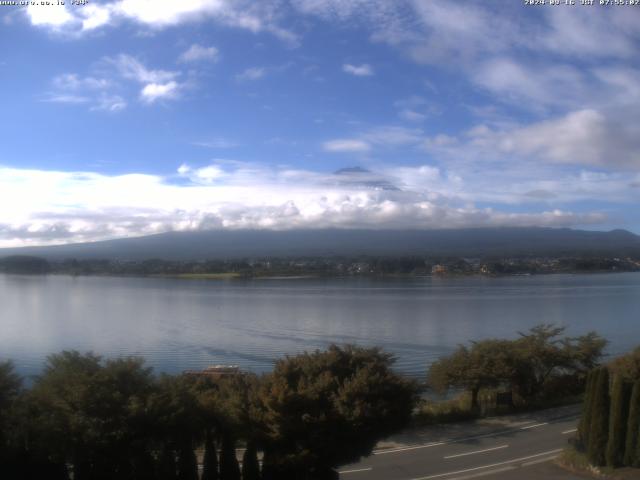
1 0 639 247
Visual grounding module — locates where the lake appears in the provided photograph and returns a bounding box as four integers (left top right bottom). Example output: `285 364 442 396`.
1 272 639 379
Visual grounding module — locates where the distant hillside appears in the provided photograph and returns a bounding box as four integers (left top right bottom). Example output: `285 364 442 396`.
1 228 640 261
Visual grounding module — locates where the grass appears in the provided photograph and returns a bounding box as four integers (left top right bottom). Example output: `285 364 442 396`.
412 393 480 426
412 389 584 427
556 446 618 478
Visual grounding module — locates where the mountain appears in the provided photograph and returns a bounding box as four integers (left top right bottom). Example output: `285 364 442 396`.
1 228 640 261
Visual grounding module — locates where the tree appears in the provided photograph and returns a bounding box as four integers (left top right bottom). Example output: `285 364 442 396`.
156 447 178 480
0 361 26 479
428 340 515 409
578 369 597 447
219 433 241 480
201 433 219 480
176 442 198 480
242 441 261 480
623 381 640 467
588 367 610 466
27 351 158 480
609 347 640 381
606 375 631 467
259 345 418 479
428 325 607 407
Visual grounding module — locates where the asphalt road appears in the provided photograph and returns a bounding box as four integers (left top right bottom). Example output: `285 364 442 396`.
338 407 583 480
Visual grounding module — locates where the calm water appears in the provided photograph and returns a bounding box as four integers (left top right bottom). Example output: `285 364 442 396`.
1 272 639 379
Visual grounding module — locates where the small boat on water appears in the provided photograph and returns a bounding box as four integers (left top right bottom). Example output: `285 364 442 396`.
183 364 242 379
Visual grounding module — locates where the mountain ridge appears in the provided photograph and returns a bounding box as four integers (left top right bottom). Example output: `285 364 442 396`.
1 227 640 261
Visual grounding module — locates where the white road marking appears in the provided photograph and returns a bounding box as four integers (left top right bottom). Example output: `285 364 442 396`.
372 417 578 457
444 444 509 459
374 442 446 455
520 422 548 430
521 455 559 467
562 428 577 435
410 448 564 480
338 467 373 474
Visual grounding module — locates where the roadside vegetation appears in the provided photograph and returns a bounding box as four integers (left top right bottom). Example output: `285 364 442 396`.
0 345 417 480
0 326 624 478
564 347 640 475
417 325 606 424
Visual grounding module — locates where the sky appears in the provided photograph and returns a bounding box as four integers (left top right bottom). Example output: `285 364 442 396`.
1 0 639 247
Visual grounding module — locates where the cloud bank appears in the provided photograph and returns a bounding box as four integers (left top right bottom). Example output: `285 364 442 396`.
0 162 621 248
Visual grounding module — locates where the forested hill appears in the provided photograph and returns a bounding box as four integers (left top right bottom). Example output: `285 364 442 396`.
1 227 640 261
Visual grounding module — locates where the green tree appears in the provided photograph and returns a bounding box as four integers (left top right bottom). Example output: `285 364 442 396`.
624 381 640 467
428 325 606 407
176 442 198 480
219 433 241 480
241 441 261 480
0 361 27 479
606 375 631 466
28 351 158 480
588 367 610 466
156 447 178 480
201 433 219 480
428 340 515 409
578 369 597 448
609 347 640 381
259 345 418 479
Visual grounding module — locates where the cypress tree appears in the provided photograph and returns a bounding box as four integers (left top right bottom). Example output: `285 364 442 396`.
579 369 597 448
177 442 199 480
202 433 219 480
588 367 610 466
606 375 631 467
241 441 260 480
624 381 640 467
219 434 241 480
157 447 178 480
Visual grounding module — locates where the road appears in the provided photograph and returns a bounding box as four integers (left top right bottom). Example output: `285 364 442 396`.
338 406 585 480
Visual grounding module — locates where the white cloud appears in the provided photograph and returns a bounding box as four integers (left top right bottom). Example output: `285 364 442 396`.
46 73 125 112
108 54 178 84
140 81 180 103
472 58 587 110
92 94 127 112
398 109 426 122
52 73 111 91
323 139 371 153
0 163 616 247
322 126 424 155
236 67 266 81
104 54 183 104
26 4 74 27
193 138 239 149
43 94 90 105
457 109 640 169
24 0 298 43
179 44 219 63
342 63 374 76
79 4 114 30
362 126 423 147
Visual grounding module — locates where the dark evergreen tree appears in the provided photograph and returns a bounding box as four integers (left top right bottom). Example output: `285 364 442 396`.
578 369 597 447
259 345 417 477
219 433 241 480
624 381 640 467
241 441 260 480
157 447 178 480
588 367 610 466
177 442 198 480
606 375 631 466
201 433 219 480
